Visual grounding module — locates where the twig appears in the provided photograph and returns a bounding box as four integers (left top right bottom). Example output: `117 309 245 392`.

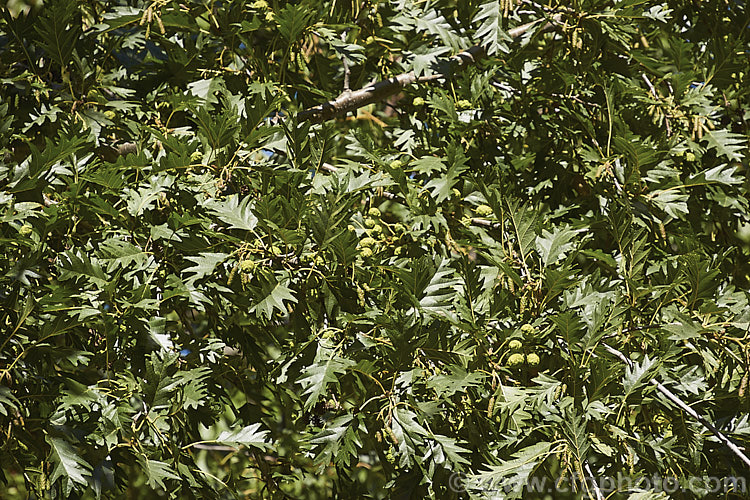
471 217 502 229
192 443 242 452
297 17 560 124
640 73 657 98
584 462 605 500
491 80 518 94
650 380 750 467
642 73 671 136
611 159 623 193
600 342 750 469
297 46 484 124
341 31 351 92
550 92 601 109
520 0 575 14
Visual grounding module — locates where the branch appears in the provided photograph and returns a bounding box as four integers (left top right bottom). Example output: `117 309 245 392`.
297 18 558 124
601 342 750 469
297 46 483 124
642 73 671 136
341 31 351 92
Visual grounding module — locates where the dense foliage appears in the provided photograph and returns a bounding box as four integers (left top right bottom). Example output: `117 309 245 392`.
1 0 749 498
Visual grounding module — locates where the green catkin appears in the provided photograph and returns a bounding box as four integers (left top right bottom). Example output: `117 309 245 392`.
385 425 399 445
574 459 584 484
626 445 635 474
557 452 570 488
227 264 238 286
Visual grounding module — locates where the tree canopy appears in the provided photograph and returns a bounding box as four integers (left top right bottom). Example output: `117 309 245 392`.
1 0 749 498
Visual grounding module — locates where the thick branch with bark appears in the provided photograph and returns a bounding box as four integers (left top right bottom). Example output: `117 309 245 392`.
297 18 558 123
297 45 484 124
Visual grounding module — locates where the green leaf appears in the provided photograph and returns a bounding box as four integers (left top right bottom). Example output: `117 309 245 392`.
395 256 460 318
47 436 92 495
187 77 226 106
536 225 583 268
34 0 80 68
419 258 461 318
97 238 149 272
473 1 511 55
426 365 485 397
328 229 359 269
276 3 311 42
57 250 109 288
190 105 240 150
310 414 361 470
4 0 750 495
423 148 467 203
681 254 721 307
297 341 355 411
552 311 586 350
0 387 20 417
506 200 538 266
174 367 211 410
215 423 270 449
392 407 429 468
427 433 471 468
561 409 590 477
321 28 366 66
137 456 180 491
643 4 673 22
626 492 669 500
702 129 746 161
411 46 452 77
415 9 464 50
251 277 297 320
622 228 650 280
9 134 87 192
623 355 657 397
649 189 689 218
613 135 660 173
411 156 446 176
124 178 171 217
470 442 552 494
182 252 228 283
428 91 458 123
206 194 258 231
686 163 744 186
